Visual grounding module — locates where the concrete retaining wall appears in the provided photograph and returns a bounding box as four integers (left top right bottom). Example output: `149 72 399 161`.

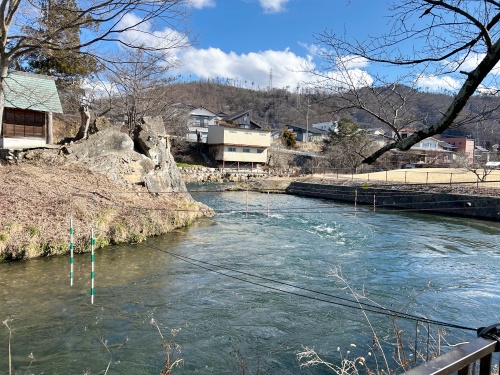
286 182 500 221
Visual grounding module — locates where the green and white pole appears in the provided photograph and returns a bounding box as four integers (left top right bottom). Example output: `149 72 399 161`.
70 217 74 286
90 228 95 304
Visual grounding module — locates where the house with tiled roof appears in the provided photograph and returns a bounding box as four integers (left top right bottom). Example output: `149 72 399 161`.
0 71 63 149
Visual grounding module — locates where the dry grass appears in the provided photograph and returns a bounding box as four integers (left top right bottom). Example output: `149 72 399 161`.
0 160 214 261
315 168 500 188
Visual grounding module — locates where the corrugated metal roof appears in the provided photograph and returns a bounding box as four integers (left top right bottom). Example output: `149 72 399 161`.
3 71 63 113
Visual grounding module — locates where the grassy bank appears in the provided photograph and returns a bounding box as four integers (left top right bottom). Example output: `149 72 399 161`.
0 161 214 261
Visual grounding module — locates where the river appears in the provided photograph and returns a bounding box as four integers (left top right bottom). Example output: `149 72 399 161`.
1 188 499 374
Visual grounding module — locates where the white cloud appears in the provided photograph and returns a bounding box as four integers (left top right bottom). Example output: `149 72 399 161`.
298 42 327 59
310 68 374 92
259 0 289 13
116 13 189 52
188 0 215 9
174 47 314 90
414 74 461 91
113 14 374 93
172 46 375 93
444 52 500 75
336 55 370 70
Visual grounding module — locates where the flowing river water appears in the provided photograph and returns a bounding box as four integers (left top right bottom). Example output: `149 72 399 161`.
1 187 500 374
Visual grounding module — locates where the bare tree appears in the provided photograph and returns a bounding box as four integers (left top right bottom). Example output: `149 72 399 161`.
310 0 500 164
0 0 190 135
92 48 178 134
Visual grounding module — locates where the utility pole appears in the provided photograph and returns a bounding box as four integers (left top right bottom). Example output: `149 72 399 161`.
305 89 310 143
270 69 273 91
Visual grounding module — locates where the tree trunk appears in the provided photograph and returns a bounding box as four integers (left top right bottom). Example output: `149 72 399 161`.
77 105 91 140
0 65 9 140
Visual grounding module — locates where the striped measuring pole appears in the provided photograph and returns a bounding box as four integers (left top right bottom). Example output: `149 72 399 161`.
90 228 95 304
70 217 74 286
267 191 270 217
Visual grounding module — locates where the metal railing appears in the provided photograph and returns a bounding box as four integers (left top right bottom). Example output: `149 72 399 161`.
404 338 498 375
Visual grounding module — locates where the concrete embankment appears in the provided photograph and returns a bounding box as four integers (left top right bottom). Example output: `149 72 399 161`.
286 181 500 221
179 167 294 183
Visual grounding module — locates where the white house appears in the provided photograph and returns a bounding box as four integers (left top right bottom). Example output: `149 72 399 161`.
312 121 337 132
409 137 455 163
186 107 219 143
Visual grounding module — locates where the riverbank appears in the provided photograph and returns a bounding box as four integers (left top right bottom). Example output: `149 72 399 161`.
229 174 500 221
0 160 214 261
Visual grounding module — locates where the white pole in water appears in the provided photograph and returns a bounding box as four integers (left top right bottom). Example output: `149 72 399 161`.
373 194 376 212
267 191 270 217
90 228 95 304
70 217 74 286
246 190 248 218
354 189 357 211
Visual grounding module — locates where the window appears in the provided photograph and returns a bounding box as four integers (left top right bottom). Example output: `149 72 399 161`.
228 147 236 152
257 149 264 153
243 148 251 153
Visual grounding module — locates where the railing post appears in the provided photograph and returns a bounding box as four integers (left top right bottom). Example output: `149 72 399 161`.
479 352 492 375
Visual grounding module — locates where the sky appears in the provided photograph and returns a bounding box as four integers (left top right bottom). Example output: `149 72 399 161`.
115 0 499 94
172 0 389 91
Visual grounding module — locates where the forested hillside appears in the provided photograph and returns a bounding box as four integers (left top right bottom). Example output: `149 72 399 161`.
54 79 500 149
161 80 500 146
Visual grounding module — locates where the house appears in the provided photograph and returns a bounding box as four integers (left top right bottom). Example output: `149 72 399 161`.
207 125 271 169
186 107 220 143
1 71 63 149
218 109 261 129
408 137 455 164
366 127 390 147
440 137 475 164
286 124 328 142
312 121 337 132
474 145 491 163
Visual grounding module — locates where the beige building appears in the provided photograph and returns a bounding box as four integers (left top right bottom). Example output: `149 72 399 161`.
207 125 271 167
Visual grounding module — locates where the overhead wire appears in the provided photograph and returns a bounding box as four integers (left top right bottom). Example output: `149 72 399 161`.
66 184 494 332
144 243 478 332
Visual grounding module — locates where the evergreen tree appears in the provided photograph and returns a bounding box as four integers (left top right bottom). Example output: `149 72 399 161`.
18 0 100 82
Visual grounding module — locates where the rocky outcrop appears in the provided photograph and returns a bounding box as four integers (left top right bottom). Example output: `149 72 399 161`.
61 119 186 193
134 116 187 193
62 127 154 185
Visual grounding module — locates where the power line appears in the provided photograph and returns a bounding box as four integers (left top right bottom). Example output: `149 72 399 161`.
146 243 477 332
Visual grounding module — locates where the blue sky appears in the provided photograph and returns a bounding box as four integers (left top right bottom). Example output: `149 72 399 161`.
117 0 497 93
168 0 394 91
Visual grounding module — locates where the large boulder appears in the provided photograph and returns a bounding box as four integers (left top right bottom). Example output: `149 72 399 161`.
62 124 187 193
134 116 168 168
62 127 154 185
133 116 187 193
